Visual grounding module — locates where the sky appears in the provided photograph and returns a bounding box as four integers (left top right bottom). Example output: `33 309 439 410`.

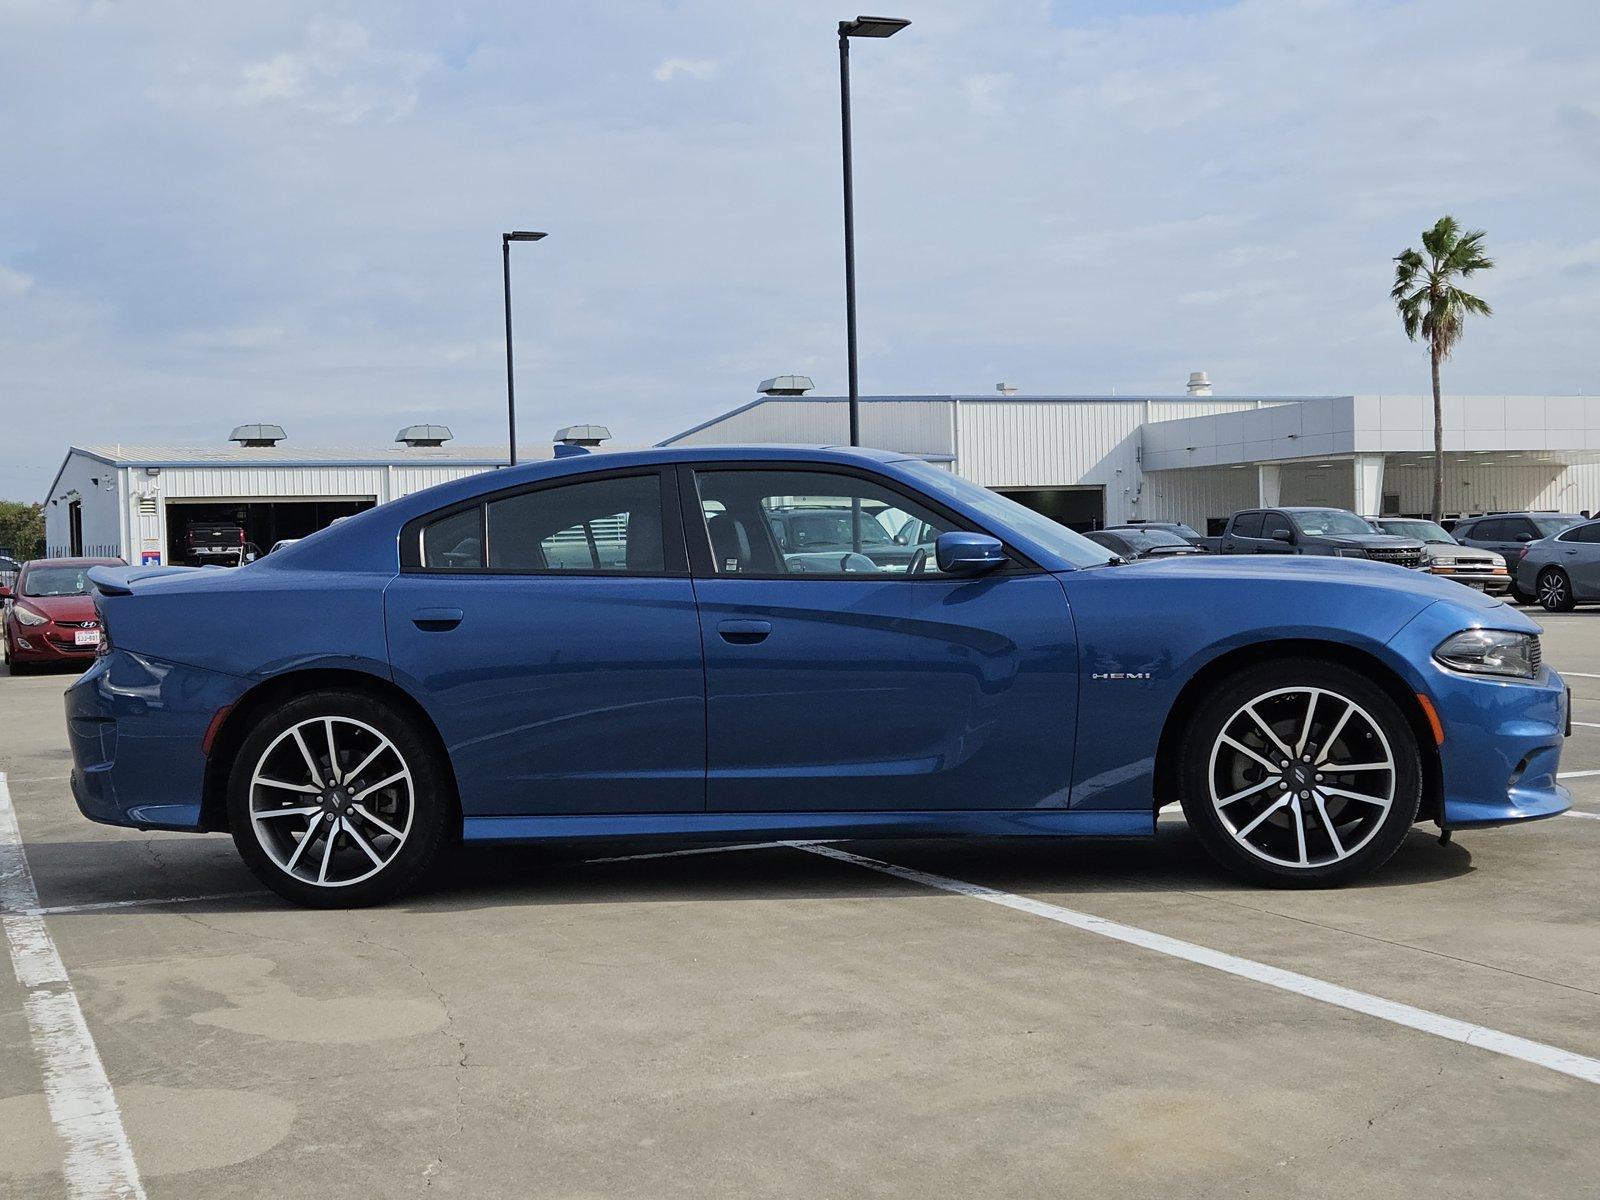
2 0 1598 500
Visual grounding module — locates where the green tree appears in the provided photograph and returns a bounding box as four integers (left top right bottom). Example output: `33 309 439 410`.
0 500 46 561
1391 216 1494 522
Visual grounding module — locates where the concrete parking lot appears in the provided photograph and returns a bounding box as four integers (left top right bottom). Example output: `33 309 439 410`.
3 616 1599 1198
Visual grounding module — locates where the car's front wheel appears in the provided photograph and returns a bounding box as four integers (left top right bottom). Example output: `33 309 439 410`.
228 690 452 908
1538 568 1576 612
1178 659 1422 887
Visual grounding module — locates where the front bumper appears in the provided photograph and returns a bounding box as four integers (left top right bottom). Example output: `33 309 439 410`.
7 620 102 664
65 650 247 831
1386 607 1570 829
1425 564 1511 595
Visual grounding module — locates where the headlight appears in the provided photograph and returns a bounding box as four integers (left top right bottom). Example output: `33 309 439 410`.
12 603 49 627
1335 548 1368 558
1434 629 1540 679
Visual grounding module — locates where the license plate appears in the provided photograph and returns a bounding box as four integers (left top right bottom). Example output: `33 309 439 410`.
74 630 101 647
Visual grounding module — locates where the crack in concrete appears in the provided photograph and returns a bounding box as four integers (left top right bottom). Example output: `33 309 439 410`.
357 932 468 1185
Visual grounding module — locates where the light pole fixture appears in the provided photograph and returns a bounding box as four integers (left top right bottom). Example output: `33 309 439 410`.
502 230 548 466
838 14 909 447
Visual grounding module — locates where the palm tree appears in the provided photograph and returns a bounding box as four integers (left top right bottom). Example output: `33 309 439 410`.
1391 216 1494 522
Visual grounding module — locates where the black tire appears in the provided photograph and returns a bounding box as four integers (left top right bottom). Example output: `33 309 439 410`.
1537 568 1576 612
228 689 453 908
1177 658 1422 888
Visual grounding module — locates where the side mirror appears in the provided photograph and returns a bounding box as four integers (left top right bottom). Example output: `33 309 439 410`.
935 531 1006 575
1271 528 1295 543
1515 533 1533 543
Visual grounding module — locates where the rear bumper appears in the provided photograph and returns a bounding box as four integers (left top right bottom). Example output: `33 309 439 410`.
64 651 247 831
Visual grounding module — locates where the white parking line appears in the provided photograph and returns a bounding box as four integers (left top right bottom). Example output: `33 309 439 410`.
27 891 268 916
1559 769 1600 779
1565 810 1600 822
1570 721 1600 730
585 839 830 864
1559 671 1600 679
0 772 147 1198
790 841 1600 1087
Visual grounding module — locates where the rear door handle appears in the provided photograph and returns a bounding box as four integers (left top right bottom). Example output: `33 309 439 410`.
412 607 463 631
717 619 772 645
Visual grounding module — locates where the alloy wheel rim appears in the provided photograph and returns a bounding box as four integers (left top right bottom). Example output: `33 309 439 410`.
1207 686 1395 869
249 716 414 888
1541 574 1567 606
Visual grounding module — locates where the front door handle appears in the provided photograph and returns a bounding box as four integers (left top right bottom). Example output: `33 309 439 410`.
718 619 772 645
412 607 463 631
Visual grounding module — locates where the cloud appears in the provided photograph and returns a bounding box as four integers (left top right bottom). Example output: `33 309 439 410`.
2 0 1599 500
652 57 718 83
0 264 33 299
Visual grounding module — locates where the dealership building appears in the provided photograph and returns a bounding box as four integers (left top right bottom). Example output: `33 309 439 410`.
665 379 1600 531
42 382 1600 561
41 424 614 564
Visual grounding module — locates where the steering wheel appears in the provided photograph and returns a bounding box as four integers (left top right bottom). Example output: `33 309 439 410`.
907 547 929 576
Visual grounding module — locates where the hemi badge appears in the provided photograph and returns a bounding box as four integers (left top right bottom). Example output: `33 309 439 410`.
1091 672 1152 681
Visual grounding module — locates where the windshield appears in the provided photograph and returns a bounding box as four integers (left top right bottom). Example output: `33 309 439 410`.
1534 515 1585 537
1123 530 1190 550
1292 509 1379 537
1379 520 1455 544
897 460 1112 568
21 566 91 597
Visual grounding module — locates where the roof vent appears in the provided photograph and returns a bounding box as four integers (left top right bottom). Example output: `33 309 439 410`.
396 424 454 448
554 424 612 448
996 382 1020 396
757 375 815 396
1186 371 1213 397
229 423 286 447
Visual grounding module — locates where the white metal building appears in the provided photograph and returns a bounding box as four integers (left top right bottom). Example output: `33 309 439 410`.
42 425 612 565
664 385 1600 531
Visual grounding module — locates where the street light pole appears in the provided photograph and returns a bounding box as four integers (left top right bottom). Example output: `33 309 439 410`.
837 15 909 448
501 230 547 466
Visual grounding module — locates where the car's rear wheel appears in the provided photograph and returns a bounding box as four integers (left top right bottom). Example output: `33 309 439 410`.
228 690 452 908
1538 568 1576 612
1177 659 1422 887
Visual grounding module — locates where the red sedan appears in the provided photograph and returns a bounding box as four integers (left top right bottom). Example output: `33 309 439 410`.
1 557 124 674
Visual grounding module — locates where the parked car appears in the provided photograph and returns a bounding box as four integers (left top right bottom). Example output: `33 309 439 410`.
1083 528 1205 561
1514 519 1600 611
185 519 249 564
1368 518 1510 595
764 505 920 572
2 556 125 674
69 446 1567 907
1216 508 1427 568
1450 514 1586 601
1102 521 1208 547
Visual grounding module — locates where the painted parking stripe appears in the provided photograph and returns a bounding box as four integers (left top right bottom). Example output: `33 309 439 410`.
790 841 1600 1087
1566 810 1600 822
1559 769 1600 779
28 891 268 917
0 772 148 1199
1558 671 1600 679
1570 721 1600 730
586 839 830 865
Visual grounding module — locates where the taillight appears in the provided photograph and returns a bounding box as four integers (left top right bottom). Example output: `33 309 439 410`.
1518 547 1530 560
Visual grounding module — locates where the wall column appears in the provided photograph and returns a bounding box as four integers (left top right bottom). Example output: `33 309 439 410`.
1353 454 1385 516
1257 463 1281 508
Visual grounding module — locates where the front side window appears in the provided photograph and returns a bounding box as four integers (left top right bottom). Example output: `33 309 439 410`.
1231 512 1264 539
693 470 959 577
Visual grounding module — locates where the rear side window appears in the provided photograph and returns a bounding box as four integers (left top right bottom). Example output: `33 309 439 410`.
1231 512 1264 539
1560 522 1600 544
423 508 484 569
487 475 664 572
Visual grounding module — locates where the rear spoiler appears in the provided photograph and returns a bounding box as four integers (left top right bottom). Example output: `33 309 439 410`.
86 564 199 596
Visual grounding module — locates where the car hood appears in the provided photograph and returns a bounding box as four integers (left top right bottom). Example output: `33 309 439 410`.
1420 543 1501 563
14 593 95 621
1317 533 1425 550
1092 552 1526 617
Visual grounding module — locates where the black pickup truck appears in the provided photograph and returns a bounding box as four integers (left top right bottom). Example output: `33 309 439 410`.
1214 507 1426 569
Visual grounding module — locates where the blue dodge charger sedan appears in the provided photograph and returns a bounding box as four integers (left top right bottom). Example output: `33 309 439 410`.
67 446 1569 906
